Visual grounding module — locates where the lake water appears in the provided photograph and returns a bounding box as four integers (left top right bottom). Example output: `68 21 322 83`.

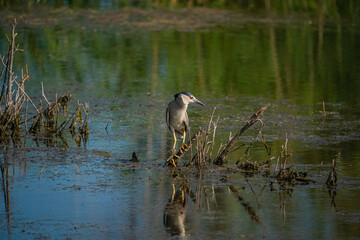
1 2 360 239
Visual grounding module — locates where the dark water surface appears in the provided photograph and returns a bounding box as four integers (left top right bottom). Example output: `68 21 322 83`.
1 4 360 239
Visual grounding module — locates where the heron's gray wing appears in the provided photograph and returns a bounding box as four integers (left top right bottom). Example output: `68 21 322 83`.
183 111 189 132
166 106 170 129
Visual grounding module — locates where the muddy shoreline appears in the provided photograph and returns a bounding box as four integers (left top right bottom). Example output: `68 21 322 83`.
0 7 345 31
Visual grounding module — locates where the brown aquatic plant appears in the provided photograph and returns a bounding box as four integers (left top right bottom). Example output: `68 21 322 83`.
0 19 28 138
238 159 272 173
27 92 72 134
274 134 316 185
326 152 340 186
191 107 219 167
0 19 90 144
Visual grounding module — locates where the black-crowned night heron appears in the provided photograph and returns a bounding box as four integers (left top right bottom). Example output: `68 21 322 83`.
166 92 206 152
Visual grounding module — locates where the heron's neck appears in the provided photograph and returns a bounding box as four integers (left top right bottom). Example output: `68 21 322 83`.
175 97 189 109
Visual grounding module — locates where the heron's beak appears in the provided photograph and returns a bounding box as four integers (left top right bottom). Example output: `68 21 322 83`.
194 98 206 107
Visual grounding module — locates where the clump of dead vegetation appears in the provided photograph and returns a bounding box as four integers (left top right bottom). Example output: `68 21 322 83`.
0 19 89 144
165 98 340 192
166 105 269 167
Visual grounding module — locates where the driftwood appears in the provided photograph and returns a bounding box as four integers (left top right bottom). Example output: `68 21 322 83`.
214 105 269 166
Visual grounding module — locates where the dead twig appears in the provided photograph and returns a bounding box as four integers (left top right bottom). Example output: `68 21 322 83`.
214 105 269 166
236 119 271 165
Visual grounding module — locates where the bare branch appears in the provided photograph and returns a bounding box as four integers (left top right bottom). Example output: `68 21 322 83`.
214 105 269 165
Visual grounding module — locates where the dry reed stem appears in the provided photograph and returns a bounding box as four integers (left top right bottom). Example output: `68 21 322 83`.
281 133 289 170
41 82 50 106
326 152 340 186
0 18 27 136
13 78 39 113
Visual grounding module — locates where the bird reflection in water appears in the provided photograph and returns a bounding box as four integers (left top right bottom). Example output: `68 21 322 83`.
163 184 188 237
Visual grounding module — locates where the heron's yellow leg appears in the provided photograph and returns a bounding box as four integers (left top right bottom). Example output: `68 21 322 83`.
182 130 186 144
171 158 177 167
172 132 177 153
172 183 176 201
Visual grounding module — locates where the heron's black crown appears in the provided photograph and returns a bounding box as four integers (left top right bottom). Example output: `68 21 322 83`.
174 91 193 99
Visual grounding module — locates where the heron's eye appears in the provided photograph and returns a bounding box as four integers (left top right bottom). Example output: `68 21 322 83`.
190 97 193 99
